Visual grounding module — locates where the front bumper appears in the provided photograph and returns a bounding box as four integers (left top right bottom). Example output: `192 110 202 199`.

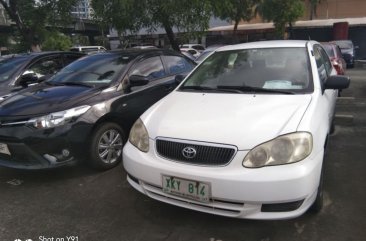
0 122 93 169
123 140 324 220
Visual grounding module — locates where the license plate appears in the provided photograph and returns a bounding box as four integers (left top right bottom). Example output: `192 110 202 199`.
162 175 211 203
0 143 11 156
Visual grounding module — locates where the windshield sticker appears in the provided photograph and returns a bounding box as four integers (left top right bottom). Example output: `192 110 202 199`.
263 80 302 89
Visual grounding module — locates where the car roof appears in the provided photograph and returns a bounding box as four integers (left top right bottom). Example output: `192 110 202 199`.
109 48 183 57
217 40 312 52
5 51 84 57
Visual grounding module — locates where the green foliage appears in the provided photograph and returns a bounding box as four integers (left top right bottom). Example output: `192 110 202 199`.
92 0 212 51
212 0 258 31
257 0 304 38
42 31 72 51
92 0 145 35
0 0 77 50
143 0 212 50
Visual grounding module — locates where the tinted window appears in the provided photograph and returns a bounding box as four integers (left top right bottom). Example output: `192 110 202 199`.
322 44 335 58
181 47 312 93
129 56 165 81
48 54 132 86
319 47 333 74
24 56 63 77
0 56 28 83
314 47 328 84
192 45 205 51
64 54 84 66
164 55 193 75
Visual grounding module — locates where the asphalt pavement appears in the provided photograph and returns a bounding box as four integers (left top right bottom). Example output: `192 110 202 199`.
0 68 365 241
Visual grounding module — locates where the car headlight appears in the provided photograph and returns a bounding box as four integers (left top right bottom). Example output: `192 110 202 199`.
243 132 313 168
27 105 91 129
129 118 149 152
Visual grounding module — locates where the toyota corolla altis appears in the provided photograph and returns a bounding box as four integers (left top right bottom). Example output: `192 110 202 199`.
123 41 350 219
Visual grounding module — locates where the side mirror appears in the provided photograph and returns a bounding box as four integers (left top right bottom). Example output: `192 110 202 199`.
18 73 39 87
324 75 350 90
175 74 186 84
129 75 149 87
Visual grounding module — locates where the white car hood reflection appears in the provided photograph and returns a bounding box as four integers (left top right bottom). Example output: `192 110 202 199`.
143 91 312 150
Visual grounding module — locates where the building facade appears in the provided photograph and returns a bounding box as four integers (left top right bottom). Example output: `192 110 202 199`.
71 0 94 20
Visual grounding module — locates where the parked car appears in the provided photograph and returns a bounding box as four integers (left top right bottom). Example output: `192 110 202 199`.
0 51 85 100
321 42 347 75
331 40 356 68
195 45 225 64
70 46 107 54
123 40 350 220
0 49 195 170
180 48 200 58
180 44 205 53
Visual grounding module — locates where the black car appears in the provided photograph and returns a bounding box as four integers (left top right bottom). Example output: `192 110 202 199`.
0 51 85 99
331 40 356 68
0 49 195 170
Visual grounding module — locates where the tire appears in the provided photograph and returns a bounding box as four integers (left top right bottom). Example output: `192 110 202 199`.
89 122 125 170
309 164 324 213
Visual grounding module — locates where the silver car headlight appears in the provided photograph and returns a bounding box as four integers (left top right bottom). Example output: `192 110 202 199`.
129 118 149 152
243 132 313 168
27 105 91 129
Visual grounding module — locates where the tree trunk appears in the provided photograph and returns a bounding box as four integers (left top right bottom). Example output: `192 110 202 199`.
233 19 240 44
163 21 179 52
0 0 39 51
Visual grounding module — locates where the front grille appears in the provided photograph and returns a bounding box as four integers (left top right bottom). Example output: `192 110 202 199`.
156 139 236 166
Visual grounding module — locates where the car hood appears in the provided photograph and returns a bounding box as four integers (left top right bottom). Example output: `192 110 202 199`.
143 92 312 150
0 83 101 116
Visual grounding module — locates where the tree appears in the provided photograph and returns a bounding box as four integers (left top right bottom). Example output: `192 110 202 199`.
257 0 304 39
92 0 145 48
0 0 77 52
212 0 258 42
143 0 212 51
42 31 72 51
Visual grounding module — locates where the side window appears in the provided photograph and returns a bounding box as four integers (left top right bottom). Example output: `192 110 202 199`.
164 55 194 75
313 47 327 85
129 56 166 81
319 47 333 74
24 56 63 77
64 54 84 66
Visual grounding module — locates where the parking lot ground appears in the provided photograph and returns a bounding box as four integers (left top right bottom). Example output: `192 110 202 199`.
0 68 365 241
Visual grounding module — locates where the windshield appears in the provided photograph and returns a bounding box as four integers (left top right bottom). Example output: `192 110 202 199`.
0 56 28 83
180 47 313 94
48 54 132 87
334 41 353 49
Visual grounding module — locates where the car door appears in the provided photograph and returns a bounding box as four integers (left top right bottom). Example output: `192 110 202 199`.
314 45 338 127
111 55 173 128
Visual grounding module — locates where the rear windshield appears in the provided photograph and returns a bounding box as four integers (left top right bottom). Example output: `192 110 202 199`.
181 47 313 94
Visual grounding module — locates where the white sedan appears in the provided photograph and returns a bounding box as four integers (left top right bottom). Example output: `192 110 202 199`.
123 40 350 220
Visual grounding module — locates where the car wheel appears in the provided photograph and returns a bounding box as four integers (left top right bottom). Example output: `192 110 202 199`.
309 164 324 213
89 122 125 170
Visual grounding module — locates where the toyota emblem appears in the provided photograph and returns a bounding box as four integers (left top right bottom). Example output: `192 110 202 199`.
182 146 197 159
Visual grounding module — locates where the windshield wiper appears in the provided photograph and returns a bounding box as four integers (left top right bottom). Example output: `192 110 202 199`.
180 85 242 93
217 85 295 95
